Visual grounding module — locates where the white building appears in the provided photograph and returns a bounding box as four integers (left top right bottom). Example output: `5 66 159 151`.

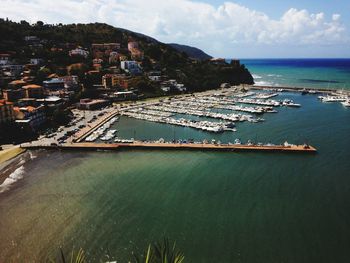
0 54 10 65
120 61 142 75
69 48 89 58
30 58 44 65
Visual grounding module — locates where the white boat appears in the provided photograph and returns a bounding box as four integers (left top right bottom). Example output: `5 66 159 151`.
282 99 301 107
321 96 347 102
341 100 350 107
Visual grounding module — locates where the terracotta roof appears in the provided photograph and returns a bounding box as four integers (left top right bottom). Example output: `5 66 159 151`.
0 99 13 106
27 106 36 112
23 84 43 89
48 73 59 79
9 80 26 85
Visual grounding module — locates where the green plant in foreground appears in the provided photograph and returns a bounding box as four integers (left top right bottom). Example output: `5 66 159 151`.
52 238 184 263
50 248 86 263
134 238 185 263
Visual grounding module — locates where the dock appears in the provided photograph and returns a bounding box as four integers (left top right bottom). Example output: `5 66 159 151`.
23 141 317 153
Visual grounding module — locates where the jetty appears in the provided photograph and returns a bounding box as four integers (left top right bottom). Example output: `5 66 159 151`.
23 141 317 153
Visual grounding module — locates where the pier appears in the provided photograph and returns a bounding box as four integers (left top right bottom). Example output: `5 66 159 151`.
23 141 317 153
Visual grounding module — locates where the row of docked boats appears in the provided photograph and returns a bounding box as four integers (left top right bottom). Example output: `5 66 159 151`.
119 111 236 133
85 117 119 142
146 105 262 122
318 95 350 107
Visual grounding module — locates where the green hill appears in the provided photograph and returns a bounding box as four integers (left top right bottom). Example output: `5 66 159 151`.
0 19 254 92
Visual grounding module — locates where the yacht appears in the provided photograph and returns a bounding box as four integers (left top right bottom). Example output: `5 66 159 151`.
282 99 301 107
341 100 350 107
234 138 241 145
321 96 347 102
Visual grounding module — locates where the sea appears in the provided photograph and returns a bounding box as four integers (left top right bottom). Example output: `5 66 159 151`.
240 58 350 90
1 59 350 262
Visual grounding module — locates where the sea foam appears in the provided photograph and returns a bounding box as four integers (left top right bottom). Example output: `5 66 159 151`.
0 166 25 193
252 74 262 79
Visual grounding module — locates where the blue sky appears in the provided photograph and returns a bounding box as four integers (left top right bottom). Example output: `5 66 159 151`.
0 0 349 58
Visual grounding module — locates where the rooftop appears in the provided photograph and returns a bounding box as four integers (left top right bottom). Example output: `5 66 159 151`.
23 84 43 89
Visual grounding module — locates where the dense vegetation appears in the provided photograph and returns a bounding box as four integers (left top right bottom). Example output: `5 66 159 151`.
0 19 254 92
169 43 212 60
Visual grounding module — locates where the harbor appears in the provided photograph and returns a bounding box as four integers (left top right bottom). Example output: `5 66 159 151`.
2 75 350 263
17 85 350 156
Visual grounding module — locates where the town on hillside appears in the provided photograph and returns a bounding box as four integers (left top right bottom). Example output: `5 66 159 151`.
0 20 252 144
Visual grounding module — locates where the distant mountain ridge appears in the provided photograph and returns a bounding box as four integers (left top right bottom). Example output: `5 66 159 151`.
169 43 212 60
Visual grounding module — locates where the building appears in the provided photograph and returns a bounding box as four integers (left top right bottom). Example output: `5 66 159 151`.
0 99 15 125
128 41 144 60
93 58 103 65
24 36 40 42
128 41 139 51
22 84 44 99
1 65 24 78
43 78 65 90
8 79 27 89
120 61 142 75
161 80 187 93
92 43 121 59
109 51 119 64
148 71 162 82
14 105 46 132
29 58 44 65
69 48 89 58
112 91 137 101
102 74 117 89
17 98 39 107
103 74 133 89
210 58 227 65
3 89 25 102
79 99 110 110
230 59 241 68
0 54 10 65
59 75 79 91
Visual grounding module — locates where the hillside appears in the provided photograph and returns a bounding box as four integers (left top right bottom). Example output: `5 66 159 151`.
169 43 212 60
0 19 254 92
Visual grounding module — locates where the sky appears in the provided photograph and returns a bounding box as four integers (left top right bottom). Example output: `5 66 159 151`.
0 0 350 58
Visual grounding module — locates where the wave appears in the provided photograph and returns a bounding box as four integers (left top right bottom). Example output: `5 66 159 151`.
254 81 274 86
252 74 262 79
0 166 25 193
29 151 37 160
267 74 282 77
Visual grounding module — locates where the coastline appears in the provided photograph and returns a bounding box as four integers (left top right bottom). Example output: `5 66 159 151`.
0 146 26 166
0 147 28 190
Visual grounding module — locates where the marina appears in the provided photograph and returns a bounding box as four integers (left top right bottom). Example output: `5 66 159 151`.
45 87 349 148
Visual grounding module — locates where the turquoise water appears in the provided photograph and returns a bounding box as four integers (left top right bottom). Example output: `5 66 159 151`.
240 59 350 90
1 93 350 262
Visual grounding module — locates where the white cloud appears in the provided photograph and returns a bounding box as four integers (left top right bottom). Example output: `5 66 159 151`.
0 0 348 57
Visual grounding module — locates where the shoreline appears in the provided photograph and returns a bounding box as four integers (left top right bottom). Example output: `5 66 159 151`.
0 146 26 167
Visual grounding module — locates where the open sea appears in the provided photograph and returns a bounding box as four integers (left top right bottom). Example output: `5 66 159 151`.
1 61 350 262
240 58 350 90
